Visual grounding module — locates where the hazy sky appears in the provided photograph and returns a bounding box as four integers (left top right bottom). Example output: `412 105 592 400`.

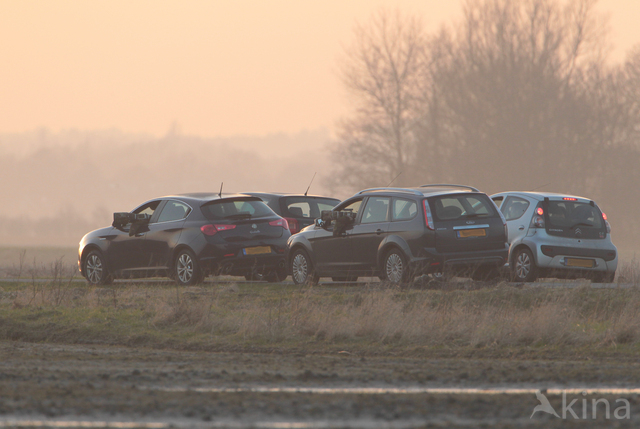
1 0 638 138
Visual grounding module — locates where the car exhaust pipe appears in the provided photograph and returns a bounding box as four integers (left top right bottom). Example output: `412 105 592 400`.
278 260 285 269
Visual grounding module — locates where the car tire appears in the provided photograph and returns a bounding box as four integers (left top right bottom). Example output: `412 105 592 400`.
383 248 412 285
83 250 113 285
331 276 358 282
290 248 319 286
512 248 537 282
174 249 202 286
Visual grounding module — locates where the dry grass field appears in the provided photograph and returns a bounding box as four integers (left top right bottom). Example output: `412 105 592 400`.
3 248 640 427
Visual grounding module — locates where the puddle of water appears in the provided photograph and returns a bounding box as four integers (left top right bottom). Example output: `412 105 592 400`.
153 386 640 396
0 419 428 429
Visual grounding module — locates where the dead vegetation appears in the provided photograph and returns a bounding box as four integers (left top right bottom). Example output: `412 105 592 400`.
1 274 640 357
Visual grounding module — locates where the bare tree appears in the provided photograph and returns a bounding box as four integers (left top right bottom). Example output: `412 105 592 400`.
327 10 426 193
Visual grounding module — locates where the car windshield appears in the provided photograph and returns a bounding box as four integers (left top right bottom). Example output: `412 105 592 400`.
201 198 274 220
430 194 497 221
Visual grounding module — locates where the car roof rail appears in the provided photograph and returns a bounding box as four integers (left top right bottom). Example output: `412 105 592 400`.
357 187 424 196
419 184 480 192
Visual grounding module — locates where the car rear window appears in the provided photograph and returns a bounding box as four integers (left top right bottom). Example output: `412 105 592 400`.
429 194 498 221
282 197 339 219
201 198 275 220
546 201 603 229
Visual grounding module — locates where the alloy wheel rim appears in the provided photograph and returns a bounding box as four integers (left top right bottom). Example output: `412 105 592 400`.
177 254 193 283
292 254 308 283
516 252 531 279
86 255 103 284
386 253 403 283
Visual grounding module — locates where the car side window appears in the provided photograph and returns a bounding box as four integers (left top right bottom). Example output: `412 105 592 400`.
501 196 530 221
336 199 363 216
392 198 417 221
492 196 504 208
287 202 311 218
132 201 161 219
361 197 390 224
157 200 191 223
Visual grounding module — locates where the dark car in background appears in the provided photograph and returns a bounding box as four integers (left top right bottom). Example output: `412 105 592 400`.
245 192 340 234
287 184 509 285
79 193 290 286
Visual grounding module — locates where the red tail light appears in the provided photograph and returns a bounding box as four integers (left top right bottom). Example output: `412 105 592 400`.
284 217 300 234
536 207 544 216
201 224 236 236
423 200 434 230
269 218 290 230
603 213 611 233
563 197 577 201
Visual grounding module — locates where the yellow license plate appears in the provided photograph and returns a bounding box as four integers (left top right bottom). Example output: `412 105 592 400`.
458 229 486 238
243 246 271 256
566 258 595 268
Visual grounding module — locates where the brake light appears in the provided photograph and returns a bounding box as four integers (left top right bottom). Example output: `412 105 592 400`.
602 213 611 233
563 197 577 201
269 218 290 230
531 205 545 228
200 224 237 236
423 200 434 230
284 217 300 234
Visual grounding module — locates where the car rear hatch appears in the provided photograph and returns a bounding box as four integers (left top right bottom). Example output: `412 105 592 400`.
427 193 506 253
542 197 607 240
200 197 286 242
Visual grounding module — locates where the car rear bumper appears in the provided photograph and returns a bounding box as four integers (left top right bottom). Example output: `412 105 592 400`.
198 244 287 276
413 246 509 275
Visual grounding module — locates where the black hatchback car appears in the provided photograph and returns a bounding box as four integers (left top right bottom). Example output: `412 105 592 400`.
244 192 340 234
79 193 290 285
287 185 509 285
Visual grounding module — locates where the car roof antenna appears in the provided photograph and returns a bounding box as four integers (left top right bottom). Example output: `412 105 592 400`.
218 182 224 198
304 172 316 196
386 172 402 187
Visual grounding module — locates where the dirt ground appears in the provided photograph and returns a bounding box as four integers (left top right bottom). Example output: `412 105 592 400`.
2 341 640 428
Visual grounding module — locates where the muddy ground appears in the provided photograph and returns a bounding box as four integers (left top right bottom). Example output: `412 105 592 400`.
1 341 640 428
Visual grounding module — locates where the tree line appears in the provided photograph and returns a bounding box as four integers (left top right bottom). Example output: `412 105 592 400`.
327 0 640 256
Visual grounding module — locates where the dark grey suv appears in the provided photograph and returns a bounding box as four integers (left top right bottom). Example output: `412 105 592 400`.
287 185 509 285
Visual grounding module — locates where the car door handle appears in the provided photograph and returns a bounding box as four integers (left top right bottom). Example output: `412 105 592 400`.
376 229 384 235
518 226 525 231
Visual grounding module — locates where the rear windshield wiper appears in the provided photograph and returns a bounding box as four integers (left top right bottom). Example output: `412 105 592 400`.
464 213 487 218
225 213 252 219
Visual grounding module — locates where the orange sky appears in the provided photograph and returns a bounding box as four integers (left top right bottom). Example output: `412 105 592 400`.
1 0 638 138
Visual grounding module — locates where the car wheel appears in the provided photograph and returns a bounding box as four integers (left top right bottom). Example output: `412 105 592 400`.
290 249 319 286
512 248 537 282
331 276 358 282
83 250 113 285
383 248 412 285
174 249 202 286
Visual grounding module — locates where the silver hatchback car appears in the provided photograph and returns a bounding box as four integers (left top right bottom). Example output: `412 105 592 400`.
490 192 617 283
